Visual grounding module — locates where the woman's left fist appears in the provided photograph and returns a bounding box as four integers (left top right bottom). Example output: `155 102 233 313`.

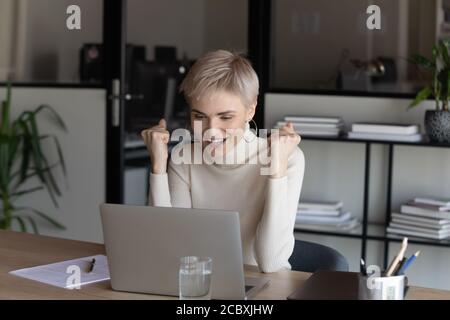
269 122 301 178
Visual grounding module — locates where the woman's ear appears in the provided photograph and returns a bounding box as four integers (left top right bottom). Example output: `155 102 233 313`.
246 101 257 120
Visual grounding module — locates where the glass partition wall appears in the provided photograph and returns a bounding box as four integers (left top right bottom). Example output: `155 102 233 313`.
270 0 442 95
0 0 103 85
124 0 248 135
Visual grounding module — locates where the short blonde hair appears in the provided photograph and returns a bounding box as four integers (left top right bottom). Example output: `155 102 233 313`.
179 50 259 108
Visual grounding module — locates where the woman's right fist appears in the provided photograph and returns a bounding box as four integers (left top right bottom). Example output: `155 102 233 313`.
141 118 170 174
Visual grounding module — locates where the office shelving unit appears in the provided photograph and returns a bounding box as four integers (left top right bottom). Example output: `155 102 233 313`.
294 134 450 269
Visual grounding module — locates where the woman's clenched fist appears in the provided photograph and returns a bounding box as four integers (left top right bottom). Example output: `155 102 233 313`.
141 118 170 174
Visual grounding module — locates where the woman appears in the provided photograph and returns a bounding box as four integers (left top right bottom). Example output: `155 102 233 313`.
141 50 305 273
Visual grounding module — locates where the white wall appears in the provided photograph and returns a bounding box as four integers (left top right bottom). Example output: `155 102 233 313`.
266 92 450 290
0 87 106 243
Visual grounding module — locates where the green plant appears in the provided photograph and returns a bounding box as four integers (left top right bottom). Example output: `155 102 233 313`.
409 39 450 111
0 84 67 233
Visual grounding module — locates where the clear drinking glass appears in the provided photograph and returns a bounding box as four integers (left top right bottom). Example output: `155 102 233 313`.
179 256 212 300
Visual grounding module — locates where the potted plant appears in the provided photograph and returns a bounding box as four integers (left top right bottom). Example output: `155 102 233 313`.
409 39 450 143
0 84 67 233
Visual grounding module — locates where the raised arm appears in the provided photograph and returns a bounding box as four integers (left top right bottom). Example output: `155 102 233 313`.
148 159 192 208
142 118 192 208
254 123 305 273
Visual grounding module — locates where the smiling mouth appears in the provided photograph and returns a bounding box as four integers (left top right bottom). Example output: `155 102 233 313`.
205 136 228 145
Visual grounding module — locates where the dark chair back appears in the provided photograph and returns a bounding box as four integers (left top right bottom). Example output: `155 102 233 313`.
289 240 349 273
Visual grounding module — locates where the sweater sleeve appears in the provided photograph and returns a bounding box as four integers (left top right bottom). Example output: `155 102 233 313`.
148 158 192 208
254 146 305 273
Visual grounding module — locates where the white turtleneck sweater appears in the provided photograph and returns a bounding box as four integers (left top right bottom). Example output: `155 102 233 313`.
148 129 305 273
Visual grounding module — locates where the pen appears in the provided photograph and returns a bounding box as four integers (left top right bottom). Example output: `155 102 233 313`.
397 251 420 275
360 258 367 276
393 257 407 276
87 258 96 273
385 237 408 277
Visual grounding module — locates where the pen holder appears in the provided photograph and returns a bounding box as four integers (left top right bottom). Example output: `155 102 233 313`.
358 274 408 300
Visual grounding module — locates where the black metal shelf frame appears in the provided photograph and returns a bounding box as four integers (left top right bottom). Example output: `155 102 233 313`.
293 136 450 269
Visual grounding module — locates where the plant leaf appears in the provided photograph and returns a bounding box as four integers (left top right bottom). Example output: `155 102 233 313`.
0 83 11 135
438 68 450 101
409 54 436 69
19 112 45 182
0 135 9 190
11 163 58 182
28 115 62 197
12 216 27 232
40 152 62 197
26 216 39 234
409 86 432 109
35 104 68 132
39 135 67 178
432 44 439 60
26 112 60 206
7 128 21 173
52 136 66 178
11 186 44 197
14 207 66 230
17 120 31 183
440 40 450 67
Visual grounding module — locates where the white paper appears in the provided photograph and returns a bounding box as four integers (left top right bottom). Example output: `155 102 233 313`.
9 254 110 289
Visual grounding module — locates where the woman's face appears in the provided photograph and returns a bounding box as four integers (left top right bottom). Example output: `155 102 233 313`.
190 90 255 156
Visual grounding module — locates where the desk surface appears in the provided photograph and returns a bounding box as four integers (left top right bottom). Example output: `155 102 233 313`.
1 230 449 300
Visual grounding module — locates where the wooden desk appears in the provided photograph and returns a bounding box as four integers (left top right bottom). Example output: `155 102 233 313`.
1 230 449 300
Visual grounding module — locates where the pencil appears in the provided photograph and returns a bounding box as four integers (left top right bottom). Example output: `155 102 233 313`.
385 237 408 276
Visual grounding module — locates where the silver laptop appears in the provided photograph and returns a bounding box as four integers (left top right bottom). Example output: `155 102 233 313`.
100 203 269 299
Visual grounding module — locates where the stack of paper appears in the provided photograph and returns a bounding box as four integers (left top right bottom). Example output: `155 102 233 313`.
348 123 423 142
387 198 450 240
274 116 344 137
9 255 110 289
295 200 360 232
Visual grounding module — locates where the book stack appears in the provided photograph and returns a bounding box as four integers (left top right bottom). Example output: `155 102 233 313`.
348 123 423 142
387 197 450 240
274 116 344 137
295 200 360 232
